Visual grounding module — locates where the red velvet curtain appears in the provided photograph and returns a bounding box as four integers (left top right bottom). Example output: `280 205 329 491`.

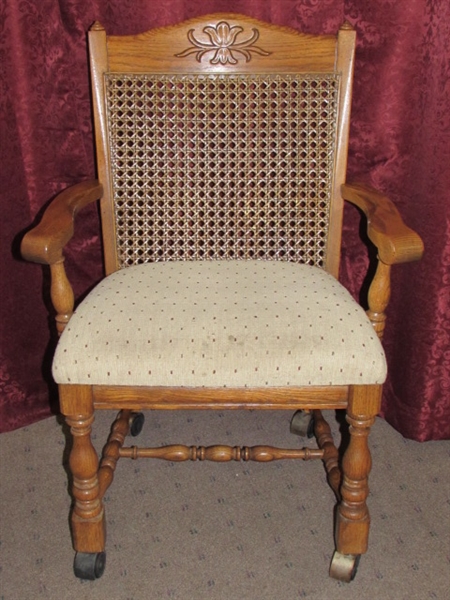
1 0 449 440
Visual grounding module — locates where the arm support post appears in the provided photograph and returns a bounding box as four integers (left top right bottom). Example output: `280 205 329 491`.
50 260 75 335
367 260 391 339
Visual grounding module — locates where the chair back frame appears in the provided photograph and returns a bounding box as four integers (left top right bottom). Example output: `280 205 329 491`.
88 14 356 278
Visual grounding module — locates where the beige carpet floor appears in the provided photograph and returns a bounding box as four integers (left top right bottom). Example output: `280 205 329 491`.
1 409 449 599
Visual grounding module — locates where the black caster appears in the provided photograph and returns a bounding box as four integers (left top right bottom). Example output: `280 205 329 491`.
290 410 315 438
74 551 106 580
129 412 145 437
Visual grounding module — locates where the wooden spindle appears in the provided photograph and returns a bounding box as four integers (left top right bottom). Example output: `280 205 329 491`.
119 444 323 462
313 409 341 498
50 259 74 335
367 260 391 339
98 410 131 499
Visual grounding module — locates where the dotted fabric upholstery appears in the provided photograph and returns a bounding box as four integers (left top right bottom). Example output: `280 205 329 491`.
53 261 386 387
105 73 339 268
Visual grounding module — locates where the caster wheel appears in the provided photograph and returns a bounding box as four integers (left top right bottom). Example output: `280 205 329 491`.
290 410 314 438
74 551 106 580
329 551 360 582
129 412 145 437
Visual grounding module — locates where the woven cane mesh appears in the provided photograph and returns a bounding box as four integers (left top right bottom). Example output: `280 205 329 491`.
105 73 340 268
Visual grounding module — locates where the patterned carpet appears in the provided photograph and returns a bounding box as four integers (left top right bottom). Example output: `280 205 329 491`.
1 410 449 599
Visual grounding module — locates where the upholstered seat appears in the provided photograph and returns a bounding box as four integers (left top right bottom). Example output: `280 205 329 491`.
53 260 386 387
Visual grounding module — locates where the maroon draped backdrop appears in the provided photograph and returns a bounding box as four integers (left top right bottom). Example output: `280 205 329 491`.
1 0 449 440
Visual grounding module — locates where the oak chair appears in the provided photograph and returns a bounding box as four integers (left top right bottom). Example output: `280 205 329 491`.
21 14 423 582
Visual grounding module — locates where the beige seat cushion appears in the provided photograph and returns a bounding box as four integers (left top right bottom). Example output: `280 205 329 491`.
53 260 387 387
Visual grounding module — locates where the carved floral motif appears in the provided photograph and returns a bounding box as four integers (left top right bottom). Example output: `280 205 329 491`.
176 21 270 65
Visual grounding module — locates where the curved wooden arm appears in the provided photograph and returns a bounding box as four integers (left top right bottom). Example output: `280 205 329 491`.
21 180 103 265
21 180 103 334
342 182 424 339
341 182 424 265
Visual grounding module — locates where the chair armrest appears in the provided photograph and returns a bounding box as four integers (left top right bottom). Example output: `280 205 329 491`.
341 182 424 265
21 180 103 265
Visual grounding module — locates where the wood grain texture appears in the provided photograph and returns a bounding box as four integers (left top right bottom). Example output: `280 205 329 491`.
342 181 423 339
98 409 131 499
20 180 103 265
105 13 337 74
50 260 75 335
88 25 119 275
61 385 106 553
326 23 356 277
313 409 341 498
119 445 324 462
335 385 382 556
92 385 349 410
20 180 103 333
341 181 424 265
367 261 391 339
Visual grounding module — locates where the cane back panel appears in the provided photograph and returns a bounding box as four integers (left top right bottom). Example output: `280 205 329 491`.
105 72 340 268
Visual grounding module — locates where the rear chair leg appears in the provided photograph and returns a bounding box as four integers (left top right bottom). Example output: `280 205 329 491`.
330 385 382 582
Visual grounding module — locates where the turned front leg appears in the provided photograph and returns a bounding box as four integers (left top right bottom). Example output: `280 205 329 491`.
335 385 381 556
60 385 106 553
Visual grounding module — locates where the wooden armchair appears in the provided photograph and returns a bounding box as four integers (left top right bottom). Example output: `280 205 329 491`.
21 14 423 582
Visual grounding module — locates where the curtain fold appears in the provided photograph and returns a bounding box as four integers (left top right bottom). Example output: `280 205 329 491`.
1 0 449 440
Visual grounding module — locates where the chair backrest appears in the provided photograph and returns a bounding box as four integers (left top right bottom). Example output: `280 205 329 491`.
89 14 356 278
